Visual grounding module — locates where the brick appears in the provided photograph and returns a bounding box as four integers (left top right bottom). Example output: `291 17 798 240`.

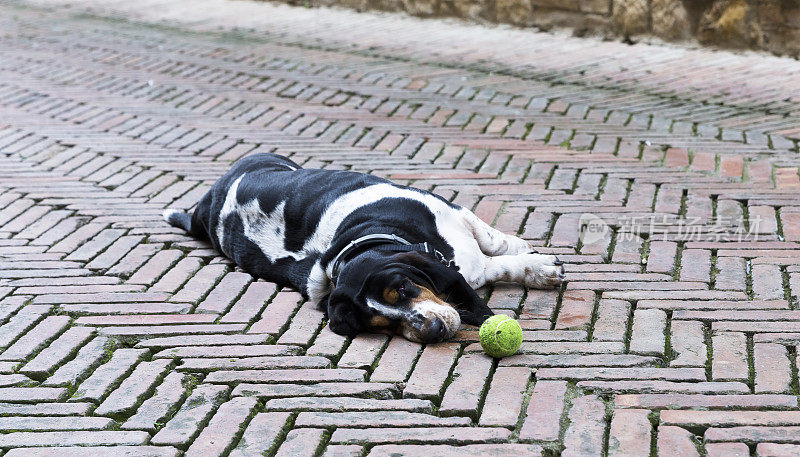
276 301 325 346
370 337 422 383
749 206 778 234
680 249 711 282
275 428 326 457
646 241 677 274
439 353 493 417
220 281 275 323
150 257 202 293
177 355 330 371
0 374 28 387
0 315 70 361
555 290 595 330
0 416 113 431
19 326 94 378
714 257 747 290
136 334 269 348
229 412 291 457
657 426 699 456
537 367 705 381
0 431 150 448
154 344 299 359
757 443 800 457
107 239 164 276
367 444 544 456
662 410 800 427
487 284 525 309
591 299 630 342
520 341 624 354
122 372 188 431
479 367 531 427
337 333 390 369
4 447 179 457
94 359 172 417
715 321 800 332
754 343 792 393
195 271 252 314
321 445 364 457
126 249 183 285
185 397 258 457
403 343 460 400
752 264 786 299
0 402 92 416
70 348 148 403
577 381 749 394
628 308 666 357
232 382 398 399
562 395 606 457
0 387 67 403
206 369 366 384
85 235 143 270
307 324 349 358
248 291 303 334
44 336 115 387
34 292 170 305
614 394 797 409
521 289 559 320
64 229 125 262
706 426 800 443
76 314 217 326
705 442 750 456
670 320 707 367
169 263 227 303
99 323 246 338
711 332 749 382
297 410 470 427
518 380 568 442
265 396 431 412
330 427 511 445
607 409 651 456
150 383 229 447
0 305 52 348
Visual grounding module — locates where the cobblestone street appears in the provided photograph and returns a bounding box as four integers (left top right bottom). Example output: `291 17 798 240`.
1 0 800 455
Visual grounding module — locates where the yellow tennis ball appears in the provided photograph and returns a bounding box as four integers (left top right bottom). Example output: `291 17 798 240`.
479 315 522 358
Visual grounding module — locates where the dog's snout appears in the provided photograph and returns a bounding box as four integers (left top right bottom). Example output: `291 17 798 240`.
420 317 447 342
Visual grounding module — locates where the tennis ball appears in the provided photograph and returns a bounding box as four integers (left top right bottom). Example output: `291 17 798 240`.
479 315 522 358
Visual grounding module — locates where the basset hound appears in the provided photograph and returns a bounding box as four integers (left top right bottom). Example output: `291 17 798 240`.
164 153 564 342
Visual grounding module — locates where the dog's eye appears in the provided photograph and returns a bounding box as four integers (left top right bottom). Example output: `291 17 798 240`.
397 283 407 298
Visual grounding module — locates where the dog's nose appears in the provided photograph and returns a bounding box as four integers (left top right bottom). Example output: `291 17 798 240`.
422 318 447 342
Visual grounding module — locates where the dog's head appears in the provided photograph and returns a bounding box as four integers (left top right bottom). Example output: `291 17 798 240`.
326 251 493 343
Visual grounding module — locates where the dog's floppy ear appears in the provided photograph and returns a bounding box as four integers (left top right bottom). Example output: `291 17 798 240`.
326 287 362 337
400 253 494 326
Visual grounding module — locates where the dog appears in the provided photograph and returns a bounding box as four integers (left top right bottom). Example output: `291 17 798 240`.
164 153 564 343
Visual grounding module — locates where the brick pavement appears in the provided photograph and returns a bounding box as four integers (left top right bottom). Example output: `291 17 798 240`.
0 0 799 455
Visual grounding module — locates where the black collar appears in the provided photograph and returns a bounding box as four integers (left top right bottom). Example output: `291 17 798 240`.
329 234 458 284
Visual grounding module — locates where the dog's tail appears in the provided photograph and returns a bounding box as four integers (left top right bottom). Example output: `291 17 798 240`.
163 209 193 233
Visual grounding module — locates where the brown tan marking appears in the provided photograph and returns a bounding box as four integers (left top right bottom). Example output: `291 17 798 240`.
370 315 391 327
382 288 399 304
409 285 451 308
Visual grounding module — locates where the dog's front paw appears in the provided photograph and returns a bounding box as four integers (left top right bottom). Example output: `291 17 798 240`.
521 254 565 289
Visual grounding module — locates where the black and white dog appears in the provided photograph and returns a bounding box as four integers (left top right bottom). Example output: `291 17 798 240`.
164 153 564 343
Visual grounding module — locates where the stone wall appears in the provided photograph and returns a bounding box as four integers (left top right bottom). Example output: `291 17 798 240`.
289 0 800 57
